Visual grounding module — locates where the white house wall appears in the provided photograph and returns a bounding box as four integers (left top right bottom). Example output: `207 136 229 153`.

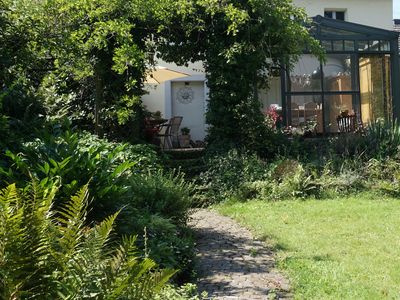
142 83 165 114
143 60 205 119
259 77 282 110
293 0 393 30
171 81 207 141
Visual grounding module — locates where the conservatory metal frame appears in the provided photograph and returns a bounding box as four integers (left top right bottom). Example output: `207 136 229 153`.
281 15 400 133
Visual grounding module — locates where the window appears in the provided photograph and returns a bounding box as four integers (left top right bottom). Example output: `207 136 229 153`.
324 10 345 21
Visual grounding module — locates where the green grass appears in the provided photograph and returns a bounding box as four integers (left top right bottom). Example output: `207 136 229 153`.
216 193 400 299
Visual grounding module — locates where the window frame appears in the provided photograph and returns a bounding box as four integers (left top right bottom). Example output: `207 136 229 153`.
324 10 346 21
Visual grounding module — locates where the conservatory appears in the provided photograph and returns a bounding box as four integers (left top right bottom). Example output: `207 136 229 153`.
281 15 400 133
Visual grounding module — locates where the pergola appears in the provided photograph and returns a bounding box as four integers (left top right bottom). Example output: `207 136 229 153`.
281 15 400 133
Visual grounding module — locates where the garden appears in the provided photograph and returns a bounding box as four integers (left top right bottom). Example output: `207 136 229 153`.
1 0 400 299
196 119 400 298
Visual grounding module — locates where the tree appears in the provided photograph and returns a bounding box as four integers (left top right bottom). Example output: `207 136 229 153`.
0 0 48 143
32 0 167 140
156 0 322 152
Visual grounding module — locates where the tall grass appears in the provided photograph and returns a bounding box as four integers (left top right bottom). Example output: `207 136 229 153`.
365 119 400 158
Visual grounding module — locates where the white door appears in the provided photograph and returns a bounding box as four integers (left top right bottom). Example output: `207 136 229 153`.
171 81 206 141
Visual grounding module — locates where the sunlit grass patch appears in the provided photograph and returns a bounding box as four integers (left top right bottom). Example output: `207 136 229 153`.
217 193 400 299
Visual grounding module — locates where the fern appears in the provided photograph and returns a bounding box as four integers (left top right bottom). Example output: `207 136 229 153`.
0 181 175 299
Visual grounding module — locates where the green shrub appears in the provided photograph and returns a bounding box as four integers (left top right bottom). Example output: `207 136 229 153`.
361 158 400 195
132 215 196 283
120 171 195 280
363 158 400 181
197 121 400 203
0 181 174 299
216 157 371 202
1 130 161 218
0 78 46 141
0 129 196 281
317 167 364 196
128 170 193 225
364 119 400 158
273 162 318 199
198 149 269 203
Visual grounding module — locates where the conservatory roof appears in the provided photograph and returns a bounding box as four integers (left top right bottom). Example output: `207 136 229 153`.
311 15 399 41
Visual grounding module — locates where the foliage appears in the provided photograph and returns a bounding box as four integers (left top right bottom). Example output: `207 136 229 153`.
0 181 175 299
264 106 283 130
0 129 195 279
157 0 322 150
119 171 195 280
198 146 400 203
126 214 195 283
363 119 400 158
0 0 47 145
128 171 193 225
1 130 160 217
33 0 155 139
198 149 269 204
155 284 207 300
1 0 174 141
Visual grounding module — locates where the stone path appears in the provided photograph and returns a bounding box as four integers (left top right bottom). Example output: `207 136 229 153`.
189 209 291 300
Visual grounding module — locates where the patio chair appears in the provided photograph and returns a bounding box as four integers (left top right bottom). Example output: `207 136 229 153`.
158 116 183 149
336 114 357 133
304 102 318 122
291 103 302 126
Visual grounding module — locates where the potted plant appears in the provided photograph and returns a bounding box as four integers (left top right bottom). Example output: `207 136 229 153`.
340 109 349 117
179 127 191 148
152 110 162 120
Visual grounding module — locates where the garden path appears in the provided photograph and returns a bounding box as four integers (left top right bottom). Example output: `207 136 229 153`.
189 209 291 300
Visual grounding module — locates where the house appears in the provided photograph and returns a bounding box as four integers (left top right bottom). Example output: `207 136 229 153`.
142 0 399 140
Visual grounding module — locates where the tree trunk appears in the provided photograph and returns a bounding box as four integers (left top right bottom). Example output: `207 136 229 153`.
94 61 104 137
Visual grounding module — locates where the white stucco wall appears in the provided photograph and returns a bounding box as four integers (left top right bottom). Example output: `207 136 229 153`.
259 77 282 110
143 59 205 118
293 0 393 30
142 84 165 114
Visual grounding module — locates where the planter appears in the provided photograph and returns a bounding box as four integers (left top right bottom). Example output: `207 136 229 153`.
179 135 191 148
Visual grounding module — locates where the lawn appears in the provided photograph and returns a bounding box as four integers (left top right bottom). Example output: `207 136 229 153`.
217 193 400 299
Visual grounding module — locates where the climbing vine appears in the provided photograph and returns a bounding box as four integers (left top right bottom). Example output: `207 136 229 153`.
157 0 322 153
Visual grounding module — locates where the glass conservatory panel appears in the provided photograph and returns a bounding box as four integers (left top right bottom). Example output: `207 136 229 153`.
323 54 356 92
323 94 359 133
380 41 390 51
358 41 369 51
344 40 355 51
359 55 392 124
321 40 333 51
290 95 323 133
332 40 344 51
369 40 380 51
320 26 360 37
259 77 282 109
289 55 321 92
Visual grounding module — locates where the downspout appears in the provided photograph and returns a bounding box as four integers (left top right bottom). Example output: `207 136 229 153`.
390 38 400 121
